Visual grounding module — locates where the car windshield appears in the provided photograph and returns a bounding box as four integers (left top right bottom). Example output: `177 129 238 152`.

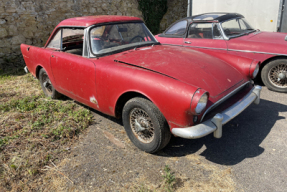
90 22 157 55
221 18 255 38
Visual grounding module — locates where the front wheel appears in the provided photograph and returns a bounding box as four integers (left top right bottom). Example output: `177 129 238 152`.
261 59 287 93
122 97 171 153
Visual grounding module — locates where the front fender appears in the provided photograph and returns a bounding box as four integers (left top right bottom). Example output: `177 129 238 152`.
94 58 199 129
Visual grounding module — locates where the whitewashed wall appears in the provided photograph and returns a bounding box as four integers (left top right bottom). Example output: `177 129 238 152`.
192 0 281 32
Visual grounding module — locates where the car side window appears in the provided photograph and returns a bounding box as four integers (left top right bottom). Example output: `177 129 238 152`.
213 24 223 39
47 30 61 49
62 28 84 55
188 23 213 39
165 20 187 35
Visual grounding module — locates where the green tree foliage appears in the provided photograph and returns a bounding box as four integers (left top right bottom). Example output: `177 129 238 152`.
138 0 168 34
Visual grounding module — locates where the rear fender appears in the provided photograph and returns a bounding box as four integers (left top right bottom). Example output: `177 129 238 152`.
20 44 57 87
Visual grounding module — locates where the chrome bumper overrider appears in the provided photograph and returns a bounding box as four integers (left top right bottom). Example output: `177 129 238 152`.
171 86 262 139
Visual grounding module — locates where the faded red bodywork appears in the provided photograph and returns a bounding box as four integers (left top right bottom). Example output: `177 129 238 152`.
20 16 256 131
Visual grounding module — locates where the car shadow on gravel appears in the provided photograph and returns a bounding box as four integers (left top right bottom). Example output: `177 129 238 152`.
160 99 287 165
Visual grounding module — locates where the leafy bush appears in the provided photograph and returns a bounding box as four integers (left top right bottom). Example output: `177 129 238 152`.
138 0 168 34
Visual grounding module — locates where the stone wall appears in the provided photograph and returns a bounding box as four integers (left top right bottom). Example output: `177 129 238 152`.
160 0 187 32
0 0 142 69
0 0 187 70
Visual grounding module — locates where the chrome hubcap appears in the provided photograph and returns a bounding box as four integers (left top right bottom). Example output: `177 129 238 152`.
130 108 154 143
268 64 287 88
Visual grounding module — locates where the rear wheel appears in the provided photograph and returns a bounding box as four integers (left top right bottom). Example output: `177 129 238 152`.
122 97 171 153
39 68 62 99
261 59 287 93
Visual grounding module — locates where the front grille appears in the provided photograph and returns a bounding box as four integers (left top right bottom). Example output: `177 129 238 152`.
201 82 252 122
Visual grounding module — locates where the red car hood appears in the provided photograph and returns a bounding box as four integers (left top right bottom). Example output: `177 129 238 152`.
114 45 244 98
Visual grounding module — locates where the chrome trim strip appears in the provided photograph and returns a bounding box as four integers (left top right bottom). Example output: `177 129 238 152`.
185 45 226 50
227 49 287 56
171 86 262 139
162 43 287 56
162 43 227 51
200 81 250 122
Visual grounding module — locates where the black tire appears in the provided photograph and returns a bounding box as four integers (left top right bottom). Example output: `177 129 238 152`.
39 68 62 99
122 97 171 153
261 59 287 93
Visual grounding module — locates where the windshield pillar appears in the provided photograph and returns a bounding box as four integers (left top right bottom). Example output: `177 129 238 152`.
218 23 230 40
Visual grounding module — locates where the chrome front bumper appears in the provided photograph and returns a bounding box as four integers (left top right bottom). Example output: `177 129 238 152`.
171 86 262 139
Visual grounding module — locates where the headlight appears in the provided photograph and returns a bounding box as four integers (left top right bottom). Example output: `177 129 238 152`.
190 89 209 115
195 93 208 114
252 64 259 79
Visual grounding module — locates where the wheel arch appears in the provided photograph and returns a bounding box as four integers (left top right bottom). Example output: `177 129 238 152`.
35 65 43 79
260 55 287 71
256 55 287 82
114 91 153 119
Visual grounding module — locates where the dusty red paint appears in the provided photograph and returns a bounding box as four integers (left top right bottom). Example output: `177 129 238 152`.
57 15 142 27
20 16 255 130
155 30 287 71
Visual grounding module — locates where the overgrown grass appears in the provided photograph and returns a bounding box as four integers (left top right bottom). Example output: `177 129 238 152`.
132 165 176 192
0 73 94 191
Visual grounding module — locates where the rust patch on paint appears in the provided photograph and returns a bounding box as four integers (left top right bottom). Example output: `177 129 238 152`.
90 96 99 108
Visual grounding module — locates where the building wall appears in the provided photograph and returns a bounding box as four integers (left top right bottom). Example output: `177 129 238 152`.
193 0 281 32
0 0 142 67
159 0 188 33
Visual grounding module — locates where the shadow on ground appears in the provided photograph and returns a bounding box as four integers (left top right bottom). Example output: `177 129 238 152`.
82 97 286 166
160 99 287 165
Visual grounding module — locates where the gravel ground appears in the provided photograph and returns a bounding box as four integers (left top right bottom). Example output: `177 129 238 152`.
46 87 287 191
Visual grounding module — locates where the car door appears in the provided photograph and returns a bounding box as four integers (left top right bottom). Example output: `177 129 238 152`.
49 28 97 105
183 23 228 53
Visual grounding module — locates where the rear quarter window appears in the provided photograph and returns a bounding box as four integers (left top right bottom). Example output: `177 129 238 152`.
47 30 61 49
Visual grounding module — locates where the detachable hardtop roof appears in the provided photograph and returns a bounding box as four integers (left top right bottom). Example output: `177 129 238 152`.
179 12 244 23
56 15 143 28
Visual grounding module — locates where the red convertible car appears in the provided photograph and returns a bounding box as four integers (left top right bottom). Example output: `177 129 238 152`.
21 15 261 153
156 13 287 93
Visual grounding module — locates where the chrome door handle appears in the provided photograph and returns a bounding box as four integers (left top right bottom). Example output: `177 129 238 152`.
184 41 191 44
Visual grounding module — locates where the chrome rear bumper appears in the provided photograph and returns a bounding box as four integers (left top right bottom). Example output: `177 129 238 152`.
171 86 262 139
24 66 29 73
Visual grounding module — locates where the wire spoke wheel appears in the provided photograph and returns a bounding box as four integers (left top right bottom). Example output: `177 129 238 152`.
39 68 62 99
130 108 154 144
268 63 287 88
42 73 53 94
122 97 171 153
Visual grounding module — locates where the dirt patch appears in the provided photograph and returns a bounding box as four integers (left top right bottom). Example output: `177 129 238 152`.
43 114 236 192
